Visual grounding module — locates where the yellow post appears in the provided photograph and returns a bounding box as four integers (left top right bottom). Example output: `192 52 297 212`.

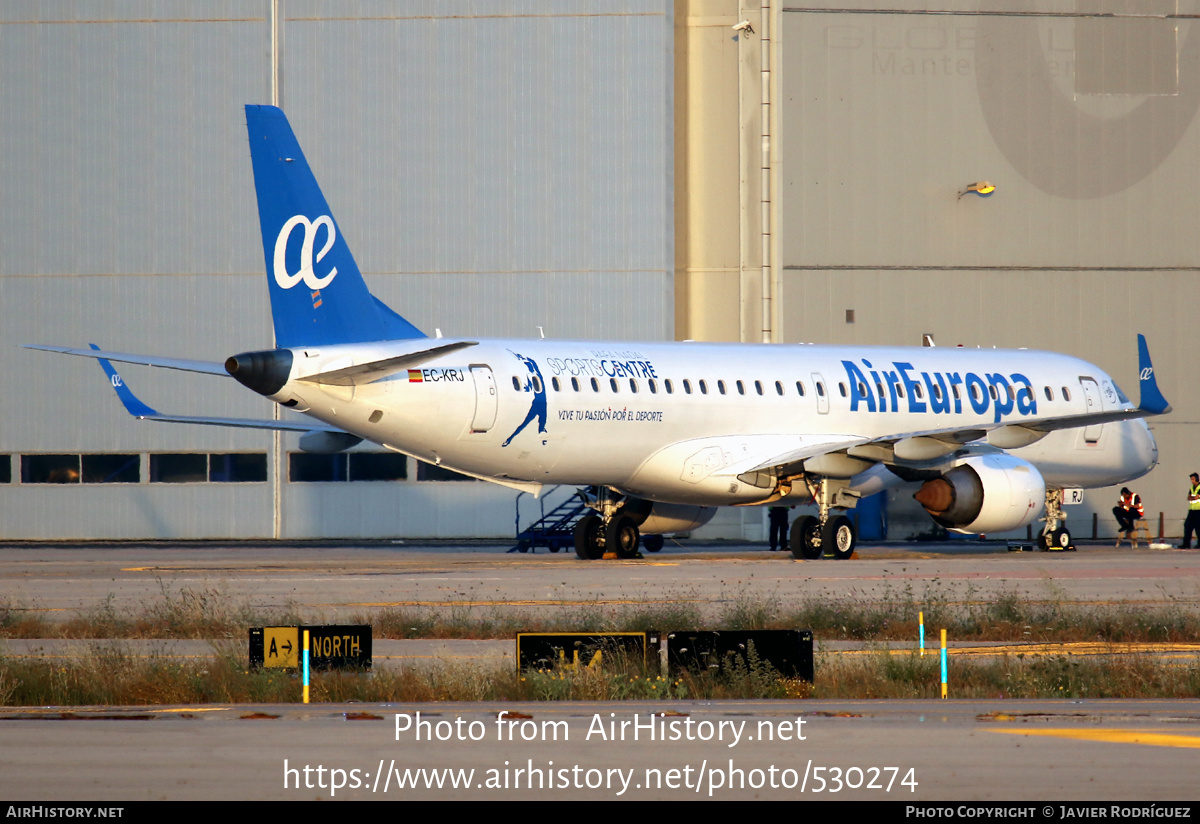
919 610 925 656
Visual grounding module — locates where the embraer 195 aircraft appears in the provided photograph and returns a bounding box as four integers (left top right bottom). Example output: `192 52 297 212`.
28 105 1171 560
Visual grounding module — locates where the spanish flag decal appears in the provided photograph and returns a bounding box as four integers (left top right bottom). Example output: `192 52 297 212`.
408 370 423 383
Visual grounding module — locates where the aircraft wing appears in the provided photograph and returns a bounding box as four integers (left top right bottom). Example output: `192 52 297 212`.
23 344 229 376
91 346 343 434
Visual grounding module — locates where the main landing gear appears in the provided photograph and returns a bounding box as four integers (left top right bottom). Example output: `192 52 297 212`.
789 478 858 560
574 488 642 560
1036 489 1075 551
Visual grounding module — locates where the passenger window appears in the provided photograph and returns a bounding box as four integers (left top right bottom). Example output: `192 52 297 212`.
610 378 619 393
755 380 763 396
551 377 560 392
1044 386 1053 401
952 385 960 400
736 380 745 395
876 381 885 397
683 380 692 394
932 384 943 401
838 383 847 398
775 381 783 396
629 379 638 393
1007 385 1016 401
1062 387 1071 401
796 381 806 396
970 384 981 402
512 376 520 391
649 379 658 394
988 385 997 400
591 377 599 392
699 380 708 395
532 376 543 393
571 377 580 392
665 379 673 394
914 384 923 399
816 383 825 397
718 380 727 395
896 384 904 399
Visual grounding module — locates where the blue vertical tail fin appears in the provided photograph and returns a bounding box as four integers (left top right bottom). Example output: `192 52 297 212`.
245 104 425 347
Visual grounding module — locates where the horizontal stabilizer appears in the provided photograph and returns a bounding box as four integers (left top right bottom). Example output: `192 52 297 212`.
24 345 228 376
91 345 343 434
297 341 479 386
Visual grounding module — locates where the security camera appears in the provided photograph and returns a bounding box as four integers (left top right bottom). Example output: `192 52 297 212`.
732 20 753 34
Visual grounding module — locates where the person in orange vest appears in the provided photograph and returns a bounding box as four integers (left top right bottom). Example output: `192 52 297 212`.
1113 487 1144 542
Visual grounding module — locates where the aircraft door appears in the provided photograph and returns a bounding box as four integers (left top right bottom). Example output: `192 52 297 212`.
812 373 830 414
470 365 498 432
1078 377 1105 443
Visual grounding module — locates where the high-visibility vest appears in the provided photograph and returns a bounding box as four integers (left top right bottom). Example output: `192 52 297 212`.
1190 484 1200 511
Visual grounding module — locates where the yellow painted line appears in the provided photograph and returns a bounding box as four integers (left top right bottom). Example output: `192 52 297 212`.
989 728 1200 748
148 707 228 714
828 642 1200 658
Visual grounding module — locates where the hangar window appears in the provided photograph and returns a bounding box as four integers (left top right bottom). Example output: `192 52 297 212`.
82 454 140 483
755 380 764 396
22 454 81 484
416 461 473 482
718 380 727 395
210 453 268 482
795 381 805 396
288 453 347 482
683 380 692 394
151 454 207 483
0 455 9 483
352 453 407 481
1044 386 1054 401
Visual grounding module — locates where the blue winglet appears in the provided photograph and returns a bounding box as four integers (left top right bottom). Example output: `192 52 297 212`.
90 343 159 418
1136 334 1171 415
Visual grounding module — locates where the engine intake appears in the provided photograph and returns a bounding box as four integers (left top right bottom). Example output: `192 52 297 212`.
914 454 1045 534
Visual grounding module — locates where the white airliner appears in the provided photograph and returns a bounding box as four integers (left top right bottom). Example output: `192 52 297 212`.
27 105 1171 560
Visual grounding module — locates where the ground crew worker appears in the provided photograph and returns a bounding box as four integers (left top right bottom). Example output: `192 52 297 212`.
1181 473 1200 549
767 506 791 552
1112 487 1143 543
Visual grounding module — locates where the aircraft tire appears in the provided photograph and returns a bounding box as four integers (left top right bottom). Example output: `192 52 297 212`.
825 515 857 560
574 514 604 560
1051 528 1072 551
606 516 641 559
1036 530 1049 551
790 516 823 560
642 534 665 553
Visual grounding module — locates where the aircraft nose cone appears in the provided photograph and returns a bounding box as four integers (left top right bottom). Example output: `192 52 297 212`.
225 349 294 396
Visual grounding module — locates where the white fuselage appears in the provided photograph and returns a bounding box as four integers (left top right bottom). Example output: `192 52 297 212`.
269 338 1158 506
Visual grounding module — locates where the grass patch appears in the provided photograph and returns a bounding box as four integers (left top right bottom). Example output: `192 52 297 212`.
2 645 1198 705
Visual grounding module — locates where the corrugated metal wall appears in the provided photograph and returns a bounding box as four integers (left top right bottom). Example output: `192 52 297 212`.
0 0 673 539
780 0 1200 537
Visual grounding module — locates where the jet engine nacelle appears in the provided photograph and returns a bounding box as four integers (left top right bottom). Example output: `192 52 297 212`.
914 454 1045 534
620 497 717 535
